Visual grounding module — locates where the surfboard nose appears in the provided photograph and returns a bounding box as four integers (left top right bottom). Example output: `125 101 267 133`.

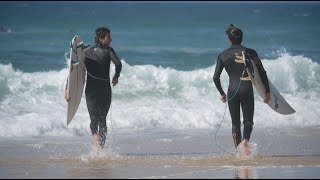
71 35 84 48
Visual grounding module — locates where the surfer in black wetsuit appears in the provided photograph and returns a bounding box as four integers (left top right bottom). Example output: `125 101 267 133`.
85 27 122 149
66 27 122 149
213 24 270 155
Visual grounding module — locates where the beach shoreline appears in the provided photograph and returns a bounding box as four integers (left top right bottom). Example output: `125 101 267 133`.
1 127 319 178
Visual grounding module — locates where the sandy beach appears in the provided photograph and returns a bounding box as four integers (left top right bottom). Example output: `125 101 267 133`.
1 127 319 179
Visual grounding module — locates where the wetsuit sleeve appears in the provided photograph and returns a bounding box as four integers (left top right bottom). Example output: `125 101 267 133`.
213 55 226 95
109 47 122 78
251 50 270 93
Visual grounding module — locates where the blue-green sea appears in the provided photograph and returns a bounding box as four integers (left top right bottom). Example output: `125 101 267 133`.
0 1 319 137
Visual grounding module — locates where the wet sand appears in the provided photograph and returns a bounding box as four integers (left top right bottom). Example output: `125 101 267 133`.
0 127 320 178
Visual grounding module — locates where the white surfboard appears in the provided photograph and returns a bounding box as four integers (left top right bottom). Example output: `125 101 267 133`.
242 51 295 115
65 35 90 126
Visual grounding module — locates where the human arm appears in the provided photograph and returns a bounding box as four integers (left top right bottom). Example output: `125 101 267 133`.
213 55 226 102
109 47 122 86
263 93 270 103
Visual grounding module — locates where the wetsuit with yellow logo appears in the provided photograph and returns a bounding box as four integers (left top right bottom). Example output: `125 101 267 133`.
213 44 269 147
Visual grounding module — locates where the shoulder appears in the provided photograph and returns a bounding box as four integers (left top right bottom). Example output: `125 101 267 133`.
96 46 115 55
86 45 97 52
218 48 231 58
85 45 95 55
244 47 258 57
105 46 116 53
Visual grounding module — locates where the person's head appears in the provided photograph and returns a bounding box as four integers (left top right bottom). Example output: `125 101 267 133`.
95 27 112 47
225 24 243 45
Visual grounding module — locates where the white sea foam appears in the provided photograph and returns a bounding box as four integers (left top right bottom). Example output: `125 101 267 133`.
0 52 319 137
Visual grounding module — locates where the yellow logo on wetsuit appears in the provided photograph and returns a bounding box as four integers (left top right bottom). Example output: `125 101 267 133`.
234 53 245 64
234 53 251 81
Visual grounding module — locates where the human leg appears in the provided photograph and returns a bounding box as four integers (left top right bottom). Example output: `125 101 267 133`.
86 93 100 149
97 85 112 148
241 95 254 141
240 95 254 155
228 98 241 147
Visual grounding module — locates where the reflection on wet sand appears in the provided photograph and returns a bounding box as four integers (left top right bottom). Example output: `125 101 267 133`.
234 167 255 179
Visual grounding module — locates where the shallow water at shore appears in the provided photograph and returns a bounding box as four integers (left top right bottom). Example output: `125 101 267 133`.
1 127 319 178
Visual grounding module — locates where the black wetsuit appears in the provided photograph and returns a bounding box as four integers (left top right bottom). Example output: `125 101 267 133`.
85 44 122 148
213 44 269 147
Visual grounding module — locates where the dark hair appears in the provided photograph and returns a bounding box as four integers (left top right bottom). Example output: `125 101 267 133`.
95 27 110 45
225 24 243 45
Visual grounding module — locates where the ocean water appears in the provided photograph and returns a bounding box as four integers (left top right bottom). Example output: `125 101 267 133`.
1 2 320 178
0 1 320 138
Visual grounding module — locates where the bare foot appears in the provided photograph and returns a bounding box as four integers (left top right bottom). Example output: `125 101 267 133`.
93 133 99 150
241 139 251 156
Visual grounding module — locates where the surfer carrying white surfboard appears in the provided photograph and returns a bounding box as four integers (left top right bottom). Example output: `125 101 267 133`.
65 27 122 150
213 24 270 155
86 27 122 150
